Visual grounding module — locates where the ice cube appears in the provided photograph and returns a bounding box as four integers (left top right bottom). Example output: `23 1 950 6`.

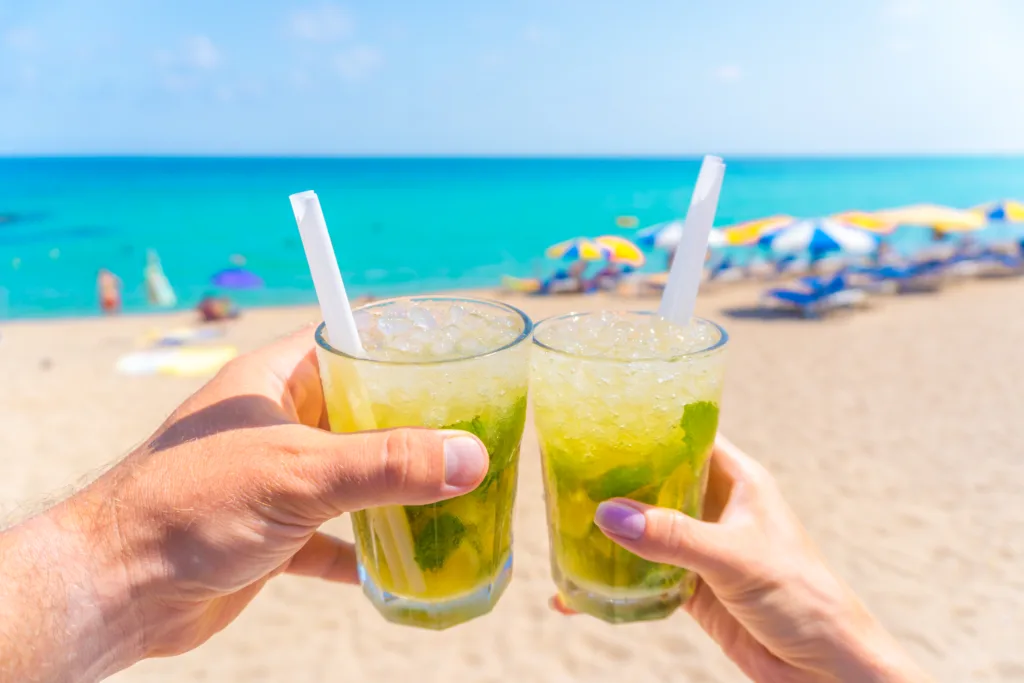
409 305 437 330
457 337 486 356
430 336 455 357
447 304 467 324
353 309 373 331
378 317 414 337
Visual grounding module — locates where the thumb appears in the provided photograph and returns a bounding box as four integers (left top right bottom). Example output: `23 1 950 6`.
280 425 489 515
594 500 729 577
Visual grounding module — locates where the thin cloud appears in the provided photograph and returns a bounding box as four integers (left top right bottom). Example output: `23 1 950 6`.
883 0 925 21
3 26 39 53
155 35 222 70
524 24 557 46
185 35 221 69
713 65 742 82
335 45 381 82
291 4 353 42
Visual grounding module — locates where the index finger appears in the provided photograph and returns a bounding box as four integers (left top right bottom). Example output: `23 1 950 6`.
244 324 327 426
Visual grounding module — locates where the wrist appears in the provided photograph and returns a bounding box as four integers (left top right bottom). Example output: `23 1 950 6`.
828 599 930 683
12 492 148 681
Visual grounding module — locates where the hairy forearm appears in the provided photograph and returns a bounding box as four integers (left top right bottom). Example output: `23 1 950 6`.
0 499 143 683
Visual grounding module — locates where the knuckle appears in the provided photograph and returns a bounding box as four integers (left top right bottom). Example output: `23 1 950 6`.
660 512 694 558
380 430 414 492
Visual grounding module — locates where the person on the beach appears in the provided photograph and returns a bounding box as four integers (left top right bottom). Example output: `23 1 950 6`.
197 291 240 322
540 259 590 294
97 268 122 315
0 330 931 683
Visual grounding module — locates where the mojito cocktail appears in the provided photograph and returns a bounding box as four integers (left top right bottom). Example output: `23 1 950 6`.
530 311 727 623
315 297 531 629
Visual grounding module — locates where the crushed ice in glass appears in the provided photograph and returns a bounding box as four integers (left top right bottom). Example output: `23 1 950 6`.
354 299 524 362
534 311 721 361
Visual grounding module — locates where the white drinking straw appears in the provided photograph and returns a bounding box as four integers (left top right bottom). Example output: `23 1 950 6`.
289 190 425 594
657 156 726 326
289 190 365 356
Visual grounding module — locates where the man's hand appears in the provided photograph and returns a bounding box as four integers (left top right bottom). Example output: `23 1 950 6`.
0 327 489 682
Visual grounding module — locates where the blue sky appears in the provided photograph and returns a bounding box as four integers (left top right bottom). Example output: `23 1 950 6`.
2 0 1023 155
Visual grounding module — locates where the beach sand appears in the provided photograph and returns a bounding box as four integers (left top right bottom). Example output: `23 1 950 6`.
3 278 1024 682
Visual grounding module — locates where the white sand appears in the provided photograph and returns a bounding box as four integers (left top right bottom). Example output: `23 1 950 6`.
3 279 1024 682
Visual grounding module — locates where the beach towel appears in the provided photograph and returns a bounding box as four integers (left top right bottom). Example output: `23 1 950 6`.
116 346 237 377
142 326 223 347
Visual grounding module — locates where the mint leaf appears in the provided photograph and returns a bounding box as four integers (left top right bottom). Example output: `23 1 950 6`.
584 464 654 501
443 415 487 442
413 514 466 571
681 401 719 459
443 395 527 495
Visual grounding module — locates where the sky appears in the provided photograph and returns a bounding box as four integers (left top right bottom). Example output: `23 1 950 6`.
1 0 1024 156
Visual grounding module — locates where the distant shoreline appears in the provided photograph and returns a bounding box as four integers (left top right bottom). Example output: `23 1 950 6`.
4 153 1024 161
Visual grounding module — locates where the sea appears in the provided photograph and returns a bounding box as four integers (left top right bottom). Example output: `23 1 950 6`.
2 156 1024 319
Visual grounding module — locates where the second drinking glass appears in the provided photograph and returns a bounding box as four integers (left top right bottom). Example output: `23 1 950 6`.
530 311 727 624
315 296 532 630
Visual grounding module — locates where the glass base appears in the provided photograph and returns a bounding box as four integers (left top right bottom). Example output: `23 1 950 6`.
359 553 513 630
555 567 696 624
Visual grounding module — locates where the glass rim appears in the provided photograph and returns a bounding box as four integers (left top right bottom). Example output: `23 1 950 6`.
314 295 534 366
531 310 728 363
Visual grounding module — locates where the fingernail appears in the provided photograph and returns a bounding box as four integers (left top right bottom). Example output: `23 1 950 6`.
595 501 646 540
443 436 488 488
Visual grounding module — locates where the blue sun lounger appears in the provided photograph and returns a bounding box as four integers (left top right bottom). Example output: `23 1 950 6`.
760 273 868 317
977 250 1024 273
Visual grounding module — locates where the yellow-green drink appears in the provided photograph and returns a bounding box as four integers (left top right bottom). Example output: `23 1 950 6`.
314 297 531 630
531 311 727 623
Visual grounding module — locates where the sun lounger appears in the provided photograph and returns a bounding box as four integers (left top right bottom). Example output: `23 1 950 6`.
847 261 947 294
977 250 1024 275
759 273 869 318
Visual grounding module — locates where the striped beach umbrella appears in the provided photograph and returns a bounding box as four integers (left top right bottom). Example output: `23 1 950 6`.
873 204 986 232
594 235 646 267
971 200 1024 223
760 218 878 256
720 215 795 246
831 211 896 235
545 238 612 261
636 220 726 250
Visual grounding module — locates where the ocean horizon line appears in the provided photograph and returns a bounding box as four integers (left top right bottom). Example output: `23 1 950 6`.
4 152 1024 162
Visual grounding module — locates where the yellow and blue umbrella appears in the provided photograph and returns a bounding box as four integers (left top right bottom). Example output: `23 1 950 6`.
831 211 896 235
721 215 794 246
759 218 878 256
635 220 727 249
545 238 612 261
971 200 1024 223
595 235 646 267
873 204 986 232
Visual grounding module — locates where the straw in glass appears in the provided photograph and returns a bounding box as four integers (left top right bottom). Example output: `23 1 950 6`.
290 190 426 594
657 156 726 326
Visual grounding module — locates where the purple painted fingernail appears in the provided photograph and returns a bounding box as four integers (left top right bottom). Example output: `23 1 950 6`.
594 501 646 540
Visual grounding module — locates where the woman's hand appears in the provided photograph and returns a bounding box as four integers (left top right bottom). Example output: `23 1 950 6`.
575 437 931 683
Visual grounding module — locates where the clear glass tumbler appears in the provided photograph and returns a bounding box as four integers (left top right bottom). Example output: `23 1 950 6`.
530 311 727 623
314 296 532 629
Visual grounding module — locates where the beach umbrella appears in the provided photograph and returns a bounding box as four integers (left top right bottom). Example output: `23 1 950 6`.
760 218 878 256
971 200 1024 223
210 267 263 289
873 204 986 232
635 220 726 250
831 211 896 235
594 235 646 267
545 238 612 262
720 215 794 246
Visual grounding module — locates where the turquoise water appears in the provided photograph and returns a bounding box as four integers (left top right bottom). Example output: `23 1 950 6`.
2 157 1023 319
